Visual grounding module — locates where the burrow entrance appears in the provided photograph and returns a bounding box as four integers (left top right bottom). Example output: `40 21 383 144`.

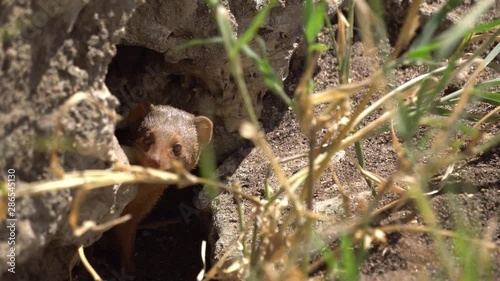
76 45 215 281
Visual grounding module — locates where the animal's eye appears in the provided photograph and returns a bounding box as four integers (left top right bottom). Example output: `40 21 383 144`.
143 134 153 146
172 143 182 156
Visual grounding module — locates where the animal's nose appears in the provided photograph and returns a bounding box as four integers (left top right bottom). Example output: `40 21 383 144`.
147 158 160 168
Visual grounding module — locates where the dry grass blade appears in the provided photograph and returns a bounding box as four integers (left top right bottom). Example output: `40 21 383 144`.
391 0 421 58
77 245 102 281
378 224 499 251
295 53 321 133
336 9 349 61
390 121 412 173
431 59 485 153
69 187 86 234
474 106 500 128
18 164 264 206
312 82 380 185
197 177 263 206
369 195 411 222
354 0 379 64
353 71 442 129
202 218 254 280
310 80 369 104
477 218 498 271
233 181 248 256
358 166 406 194
332 167 350 215
72 214 131 237
197 240 207 281
16 168 182 197
347 145 406 195
469 33 500 42
336 79 430 152
340 110 394 148
240 122 304 212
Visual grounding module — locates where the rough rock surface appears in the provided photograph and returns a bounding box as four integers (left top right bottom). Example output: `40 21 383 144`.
0 1 139 280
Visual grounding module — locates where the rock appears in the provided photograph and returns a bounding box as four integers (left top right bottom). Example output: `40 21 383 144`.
0 1 140 280
313 196 345 220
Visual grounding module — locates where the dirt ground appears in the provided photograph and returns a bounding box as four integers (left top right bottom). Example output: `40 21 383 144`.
74 21 498 281
310 36 500 280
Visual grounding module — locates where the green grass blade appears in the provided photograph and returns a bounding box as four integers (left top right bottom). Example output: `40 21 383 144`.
231 0 277 56
469 18 500 33
411 0 462 49
440 90 500 107
473 90 500 106
340 235 358 281
396 99 419 141
304 0 327 46
483 42 500 67
435 0 495 59
476 78 500 89
407 41 441 59
355 141 375 195
241 45 292 106
175 37 223 51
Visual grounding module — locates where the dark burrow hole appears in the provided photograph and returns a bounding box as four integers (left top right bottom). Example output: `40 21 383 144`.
78 185 213 281
73 45 216 281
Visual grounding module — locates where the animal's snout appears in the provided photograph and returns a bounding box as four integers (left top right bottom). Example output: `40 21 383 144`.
147 158 160 168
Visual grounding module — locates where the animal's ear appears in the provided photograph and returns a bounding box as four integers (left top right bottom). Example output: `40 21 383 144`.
128 103 152 129
193 116 213 146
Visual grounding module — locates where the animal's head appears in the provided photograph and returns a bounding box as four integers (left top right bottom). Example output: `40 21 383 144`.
127 103 213 171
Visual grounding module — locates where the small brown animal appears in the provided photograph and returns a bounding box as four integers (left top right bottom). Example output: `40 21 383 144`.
114 103 213 273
